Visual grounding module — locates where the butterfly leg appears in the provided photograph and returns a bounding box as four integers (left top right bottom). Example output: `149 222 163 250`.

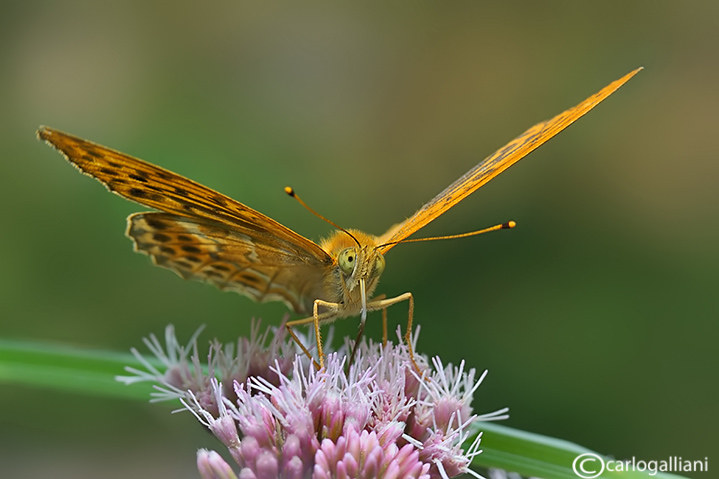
367 293 421 374
285 318 321 370
313 299 343 369
286 306 337 370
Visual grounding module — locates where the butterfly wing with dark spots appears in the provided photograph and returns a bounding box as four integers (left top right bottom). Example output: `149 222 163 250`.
129 212 330 314
37 126 329 266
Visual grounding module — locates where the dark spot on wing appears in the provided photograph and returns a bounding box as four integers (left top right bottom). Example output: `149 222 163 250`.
238 273 261 285
159 246 175 255
185 256 201 263
153 233 171 242
175 187 189 197
145 192 162 201
181 245 201 254
108 162 122 168
129 174 148 183
129 188 147 198
146 218 168 230
212 264 230 272
177 235 193 242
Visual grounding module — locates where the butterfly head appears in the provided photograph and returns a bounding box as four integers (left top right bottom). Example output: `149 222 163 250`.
322 229 386 320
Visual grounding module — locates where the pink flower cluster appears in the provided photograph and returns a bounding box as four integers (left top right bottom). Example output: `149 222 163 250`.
118 322 508 479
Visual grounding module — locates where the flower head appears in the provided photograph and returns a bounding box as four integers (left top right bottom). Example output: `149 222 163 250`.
118 323 508 479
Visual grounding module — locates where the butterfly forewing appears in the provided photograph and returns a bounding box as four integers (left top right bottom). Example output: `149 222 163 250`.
38 127 333 313
37 127 330 265
378 67 642 250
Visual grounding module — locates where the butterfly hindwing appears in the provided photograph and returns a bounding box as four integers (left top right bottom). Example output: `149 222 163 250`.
128 212 330 314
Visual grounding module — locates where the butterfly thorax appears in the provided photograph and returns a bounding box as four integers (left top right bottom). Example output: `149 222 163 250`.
318 229 385 319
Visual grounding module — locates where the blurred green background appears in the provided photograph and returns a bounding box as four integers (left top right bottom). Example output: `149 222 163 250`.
1 1 717 478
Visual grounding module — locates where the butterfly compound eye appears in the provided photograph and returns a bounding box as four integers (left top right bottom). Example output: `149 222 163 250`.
338 248 356 275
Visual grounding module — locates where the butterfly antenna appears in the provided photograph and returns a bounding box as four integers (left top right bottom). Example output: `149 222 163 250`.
285 187 360 246
377 221 516 250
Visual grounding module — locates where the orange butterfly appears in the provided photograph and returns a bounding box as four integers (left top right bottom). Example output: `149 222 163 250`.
38 68 640 371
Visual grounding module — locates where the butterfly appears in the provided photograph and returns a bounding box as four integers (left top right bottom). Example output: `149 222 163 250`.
38 67 640 371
